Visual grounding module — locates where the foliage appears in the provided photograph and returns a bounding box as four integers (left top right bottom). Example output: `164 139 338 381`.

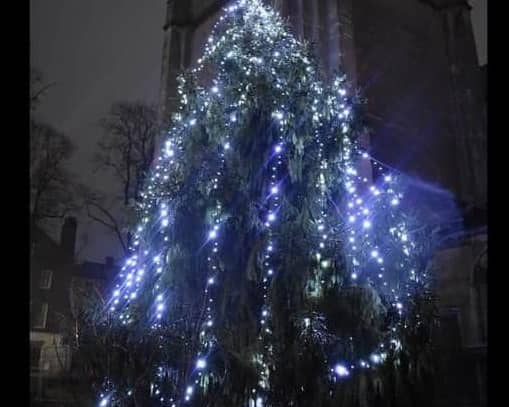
83 2 438 406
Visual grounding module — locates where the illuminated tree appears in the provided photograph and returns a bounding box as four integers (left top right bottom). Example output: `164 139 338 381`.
93 2 434 406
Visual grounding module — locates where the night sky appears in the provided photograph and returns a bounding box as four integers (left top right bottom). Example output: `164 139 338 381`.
30 0 166 262
30 0 486 264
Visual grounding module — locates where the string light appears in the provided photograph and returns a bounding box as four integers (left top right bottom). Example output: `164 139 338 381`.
334 364 350 378
99 0 428 404
196 359 207 370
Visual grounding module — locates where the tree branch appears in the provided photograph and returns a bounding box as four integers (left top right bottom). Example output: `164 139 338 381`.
85 201 128 254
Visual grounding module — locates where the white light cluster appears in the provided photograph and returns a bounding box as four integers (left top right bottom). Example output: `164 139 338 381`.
99 0 426 403
252 104 290 401
334 364 350 377
327 79 422 374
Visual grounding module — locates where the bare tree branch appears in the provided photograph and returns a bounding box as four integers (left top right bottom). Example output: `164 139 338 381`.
88 101 161 251
30 68 56 111
85 200 128 255
30 120 77 225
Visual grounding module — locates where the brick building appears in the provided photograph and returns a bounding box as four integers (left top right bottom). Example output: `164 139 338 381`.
30 218 120 405
30 217 78 404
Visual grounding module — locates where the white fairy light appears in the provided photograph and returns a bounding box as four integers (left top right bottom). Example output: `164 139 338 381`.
196 359 207 369
101 0 426 402
334 364 350 377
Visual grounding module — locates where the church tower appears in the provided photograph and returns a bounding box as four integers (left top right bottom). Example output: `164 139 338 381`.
159 0 486 210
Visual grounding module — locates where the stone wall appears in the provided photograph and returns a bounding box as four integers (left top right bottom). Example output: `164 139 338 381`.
429 232 487 406
353 0 458 190
431 233 487 347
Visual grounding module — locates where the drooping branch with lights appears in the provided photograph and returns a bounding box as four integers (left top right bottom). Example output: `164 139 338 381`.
95 1 435 406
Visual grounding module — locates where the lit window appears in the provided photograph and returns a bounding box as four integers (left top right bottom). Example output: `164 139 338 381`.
33 303 48 329
40 270 53 290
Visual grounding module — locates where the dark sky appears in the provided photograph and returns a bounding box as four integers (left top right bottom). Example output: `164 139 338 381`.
30 0 167 263
30 0 486 264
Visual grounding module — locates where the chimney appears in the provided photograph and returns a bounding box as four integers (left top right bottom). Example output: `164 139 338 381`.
60 217 77 257
105 256 115 280
105 256 114 268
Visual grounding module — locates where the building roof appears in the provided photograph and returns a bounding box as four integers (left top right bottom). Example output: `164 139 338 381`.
31 223 76 268
31 224 60 251
77 261 120 282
